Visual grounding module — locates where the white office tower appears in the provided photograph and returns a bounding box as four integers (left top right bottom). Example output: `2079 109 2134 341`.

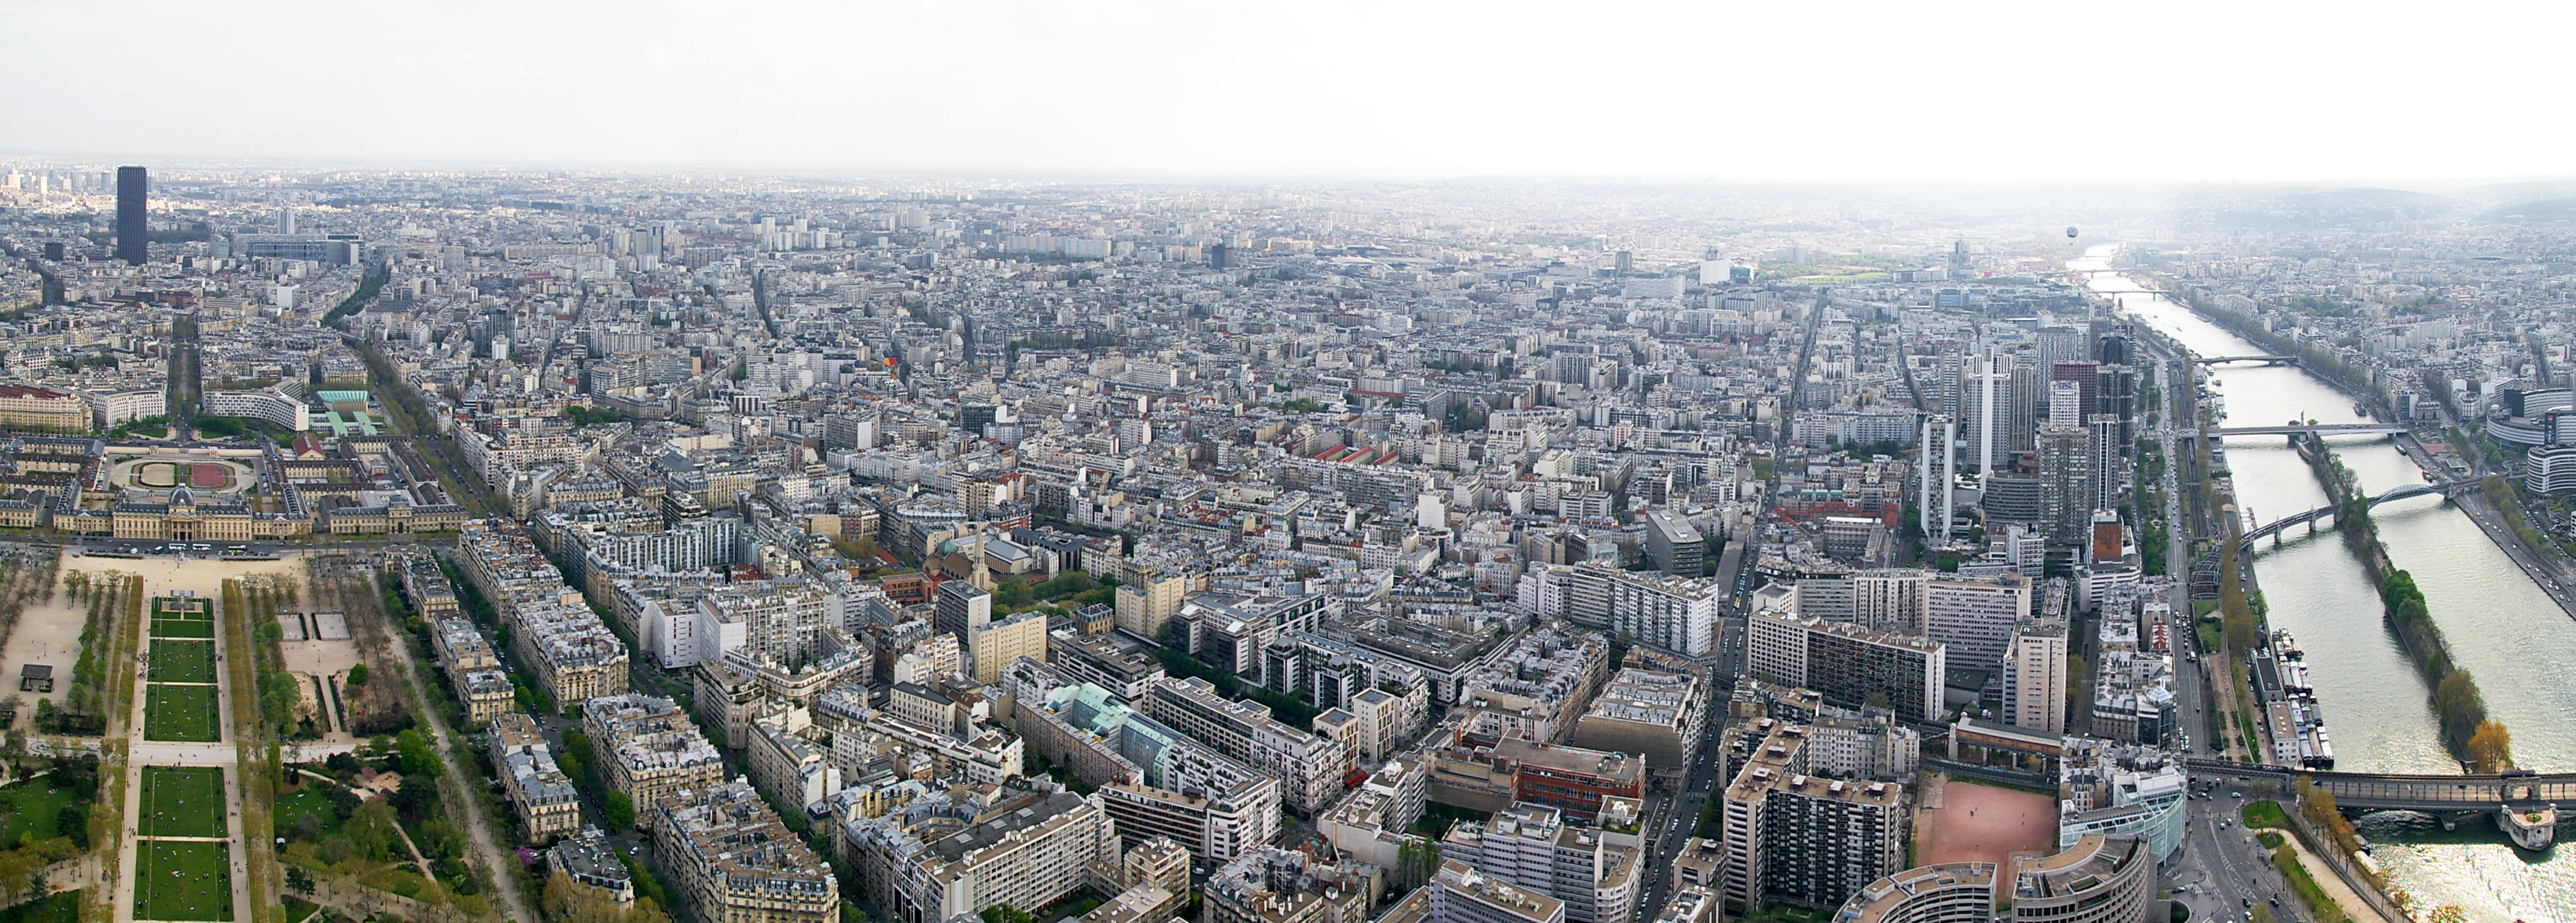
1995 525 2045 572
1419 492 1449 530
1922 574 2033 673
269 284 297 309
491 336 512 361
1918 415 1954 541
278 209 295 234
1980 347 1999 473
1955 346 2012 474
1700 261 1734 285
2000 621 2069 734
2049 380 2083 429
2089 415 2124 512
1852 570 1930 633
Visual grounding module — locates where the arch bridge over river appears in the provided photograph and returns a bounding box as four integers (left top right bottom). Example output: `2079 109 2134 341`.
2236 480 2480 547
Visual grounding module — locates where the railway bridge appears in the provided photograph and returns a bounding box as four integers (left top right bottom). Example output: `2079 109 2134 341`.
2185 758 2566 847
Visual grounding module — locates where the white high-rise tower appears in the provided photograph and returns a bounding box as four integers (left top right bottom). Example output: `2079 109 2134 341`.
1921 414 1955 543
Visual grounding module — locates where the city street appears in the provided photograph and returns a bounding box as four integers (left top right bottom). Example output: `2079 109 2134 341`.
2173 789 2303 923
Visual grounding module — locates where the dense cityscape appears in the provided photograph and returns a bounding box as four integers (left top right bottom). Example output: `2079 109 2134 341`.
0 161 2573 923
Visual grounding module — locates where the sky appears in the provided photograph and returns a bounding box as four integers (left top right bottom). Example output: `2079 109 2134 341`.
2 0 2568 183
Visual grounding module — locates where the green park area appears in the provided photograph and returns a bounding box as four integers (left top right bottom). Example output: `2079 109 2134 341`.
139 767 227 839
137 840 232 921
153 597 216 639
148 641 216 684
0 777 79 846
143 685 221 742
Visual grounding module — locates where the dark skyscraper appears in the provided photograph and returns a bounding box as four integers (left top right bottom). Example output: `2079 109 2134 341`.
115 166 148 265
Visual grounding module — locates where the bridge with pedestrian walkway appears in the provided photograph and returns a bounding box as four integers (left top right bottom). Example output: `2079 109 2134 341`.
2237 480 2477 546
2184 758 2576 811
2213 423 2410 437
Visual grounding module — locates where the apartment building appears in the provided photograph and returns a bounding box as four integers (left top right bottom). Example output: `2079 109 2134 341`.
1439 805 1639 923
653 778 838 923
747 719 841 817
0 384 104 432
967 611 1047 685
1570 667 1706 784
583 694 725 830
489 713 581 840
397 554 462 618
1746 608 1946 723
1430 860 1566 923
1459 629 1610 745
1551 567 1721 657
1142 677 1352 815
1719 724 1903 912
863 791 1122 923
510 598 631 704
1203 848 1372 923
428 615 515 722
1921 574 2031 673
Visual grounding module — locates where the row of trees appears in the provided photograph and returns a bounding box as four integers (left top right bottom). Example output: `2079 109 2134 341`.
230 576 315 738
2378 570 2507 765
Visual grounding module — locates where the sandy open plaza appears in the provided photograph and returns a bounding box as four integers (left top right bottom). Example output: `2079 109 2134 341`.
1913 773 2059 872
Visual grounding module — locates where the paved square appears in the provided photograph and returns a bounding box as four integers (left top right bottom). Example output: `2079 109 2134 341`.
138 767 227 840
138 840 233 921
143 685 220 742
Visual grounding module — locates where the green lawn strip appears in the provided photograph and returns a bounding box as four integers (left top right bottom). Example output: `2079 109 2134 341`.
0 778 77 846
139 767 227 839
143 685 222 742
2269 841 2353 923
149 640 217 684
138 840 233 921
153 598 212 618
2241 800 2289 828
153 619 218 639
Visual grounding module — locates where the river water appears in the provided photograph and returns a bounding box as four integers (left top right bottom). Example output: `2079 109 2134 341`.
2073 247 2576 923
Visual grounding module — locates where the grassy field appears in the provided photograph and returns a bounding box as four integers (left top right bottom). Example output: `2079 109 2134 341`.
137 840 232 921
143 685 221 742
152 618 217 640
148 640 217 684
0 777 78 846
0 891 78 923
273 783 340 836
139 767 227 839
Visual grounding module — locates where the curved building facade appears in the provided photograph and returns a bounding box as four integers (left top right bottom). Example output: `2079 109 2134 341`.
2007 835 2150 923
2527 443 2576 495
1838 836 2150 923
2486 388 2576 449
1835 863 1995 923
201 387 311 432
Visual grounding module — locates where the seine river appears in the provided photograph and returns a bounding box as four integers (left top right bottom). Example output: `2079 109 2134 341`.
2073 247 2576 923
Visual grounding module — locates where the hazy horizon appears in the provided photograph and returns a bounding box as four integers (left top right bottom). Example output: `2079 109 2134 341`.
5 0 2568 183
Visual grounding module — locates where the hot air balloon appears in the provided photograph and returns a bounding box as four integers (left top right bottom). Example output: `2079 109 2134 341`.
2066 226 2079 239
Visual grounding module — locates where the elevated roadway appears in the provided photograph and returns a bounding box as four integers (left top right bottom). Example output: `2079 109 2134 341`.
2186 758 2574 812
2214 423 2410 437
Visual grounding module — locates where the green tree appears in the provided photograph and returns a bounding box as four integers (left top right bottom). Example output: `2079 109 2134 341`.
395 728 441 778
345 664 368 687
603 791 636 830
